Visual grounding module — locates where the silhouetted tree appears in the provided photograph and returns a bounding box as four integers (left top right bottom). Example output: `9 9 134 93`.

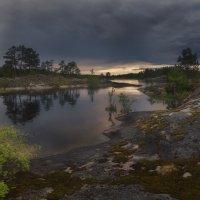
59 60 66 74
100 73 105 78
137 66 174 79
106 72 111 76
61 61 80 75
24 48 40 71
90 69 95 75
41 60 54 72
67 61 80 75
106 72 111 79
3 46 18 71
3 45 40 73
17 45 26 70
177 48 199 70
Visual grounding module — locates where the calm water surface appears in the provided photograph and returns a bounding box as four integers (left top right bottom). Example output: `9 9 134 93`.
0 81 166 157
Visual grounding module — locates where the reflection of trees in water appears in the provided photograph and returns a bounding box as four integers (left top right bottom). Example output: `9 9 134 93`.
40 94 54 111
105 88 117 126
88 88 98 102
107 111 116 126
148 97 181 109
3 89 81 125
3 95 40 124
39 89 80 108
58 89 80 106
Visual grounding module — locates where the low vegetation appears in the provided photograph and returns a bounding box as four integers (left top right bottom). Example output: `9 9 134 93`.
105 88 117 114
111 158 200 200
109 140 133 164
135 114 168 134
0 74 87 90
8 171 84 200
8 157 200 200
180 110 200 126
118 93 133 114
142 48 200 108
0 126 38 198
105 88 133 116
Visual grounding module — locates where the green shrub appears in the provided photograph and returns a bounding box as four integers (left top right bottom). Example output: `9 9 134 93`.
166 69 190 95
106 88 117 113
0 126 38 198
118 93 133 114
0 181 9 198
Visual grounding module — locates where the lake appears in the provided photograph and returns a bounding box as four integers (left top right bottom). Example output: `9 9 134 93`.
0 80 166 157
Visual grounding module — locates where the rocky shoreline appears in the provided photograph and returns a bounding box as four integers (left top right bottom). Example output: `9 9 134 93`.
7 94 200 200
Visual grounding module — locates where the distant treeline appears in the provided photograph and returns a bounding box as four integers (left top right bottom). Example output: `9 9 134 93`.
113 66 200 80
0 45 81 78
112 48 200 79
0 45 200 80
111 67 175 79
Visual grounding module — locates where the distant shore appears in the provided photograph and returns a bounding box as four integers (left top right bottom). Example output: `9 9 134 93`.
0 75 141 95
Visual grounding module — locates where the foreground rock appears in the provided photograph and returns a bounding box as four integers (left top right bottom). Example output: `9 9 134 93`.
64 185 176 200
10 96 200 200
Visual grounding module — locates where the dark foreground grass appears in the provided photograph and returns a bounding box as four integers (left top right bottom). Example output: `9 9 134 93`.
8 171 84 200
7 158 200 200
110 158 200 200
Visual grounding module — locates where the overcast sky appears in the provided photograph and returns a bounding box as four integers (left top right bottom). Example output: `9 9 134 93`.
0 0 200 73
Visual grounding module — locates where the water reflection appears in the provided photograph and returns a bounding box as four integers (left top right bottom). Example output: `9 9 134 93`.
148 96 182 109
58 89 80 106
3 88 81 124
40 94 53 111
0 85 167 156
88 88 99 102
1 86 168 127
105 88 117 126
112 79 180 109
3 95 40 124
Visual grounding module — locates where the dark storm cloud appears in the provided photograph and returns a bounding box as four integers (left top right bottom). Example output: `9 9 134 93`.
0 0 200 66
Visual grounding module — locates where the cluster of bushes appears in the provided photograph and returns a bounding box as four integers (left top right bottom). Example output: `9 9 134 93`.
106 88 133 115
0 126 38 198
